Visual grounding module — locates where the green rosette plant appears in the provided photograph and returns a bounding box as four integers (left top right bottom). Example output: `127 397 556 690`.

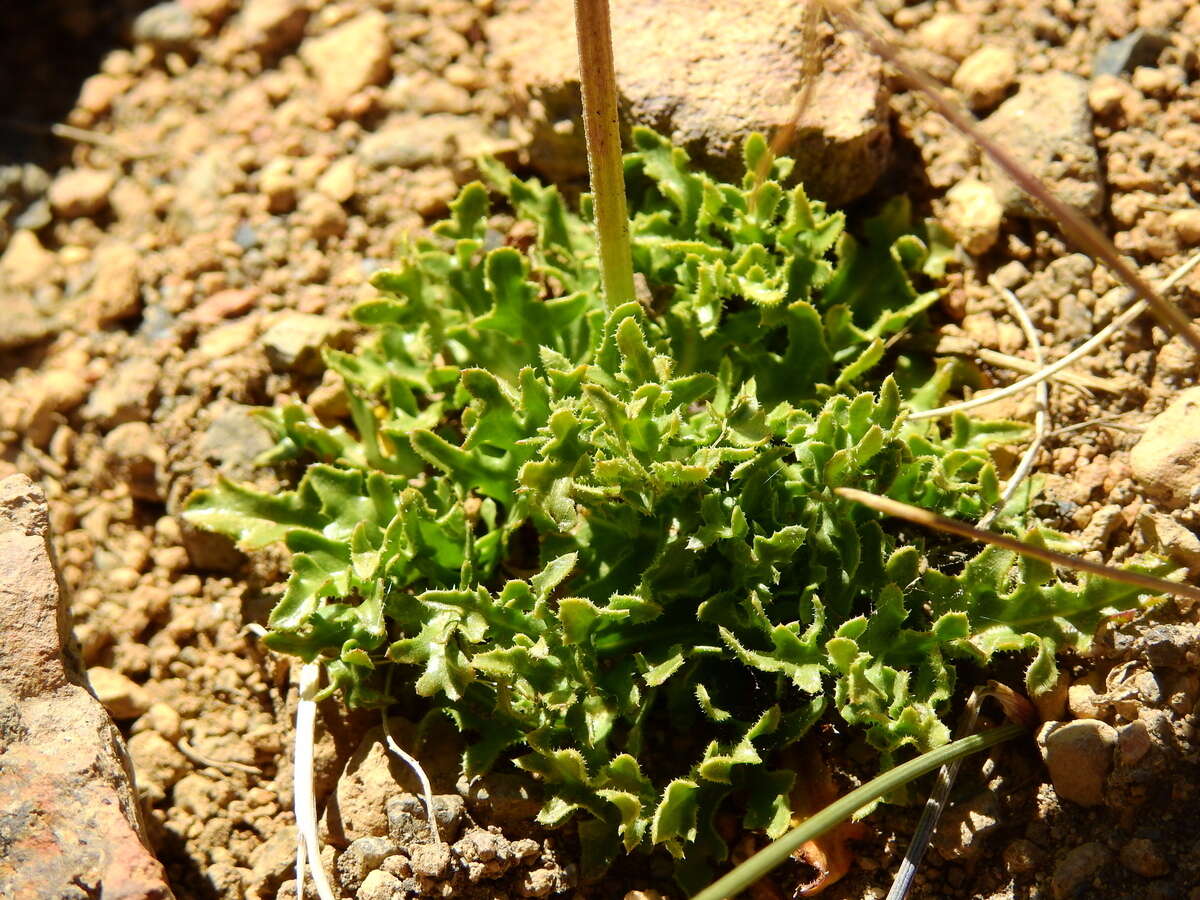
184 129 1169 882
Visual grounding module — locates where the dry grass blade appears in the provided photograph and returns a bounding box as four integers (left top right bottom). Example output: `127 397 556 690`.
971 348 1120 393
835 487 1200 604
814 0 1200 355
753 0 821 200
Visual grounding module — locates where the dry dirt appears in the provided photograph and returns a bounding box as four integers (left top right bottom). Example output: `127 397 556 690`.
2 1 1200 899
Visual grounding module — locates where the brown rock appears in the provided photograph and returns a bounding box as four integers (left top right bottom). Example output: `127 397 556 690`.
261 312 353 375
1039 719 1117 807
942 179 1003 254
126 731 189 801
1130 386 1200 506
1003 838 1045 874
132 701 183 742
931 790 1002 861
981 72 1104 219
1 229 56 288
236 0 309 52
487 0 890 204
409 842 454 879
358 869 403 900
1067 682 1108 720
1119 837 1169 878
1116 719 1152 766
953 45 1017 110
189 287 259 324
76 73 127 117
316 156 358 202
299 10 393 113
0 474 173 900
104 421 166 502
83 357 160 427
23 368 91 447
87 242 143 324
1051 842 1110 899
322 723 461 848
0 292 60 351
48 167 118 218
88 666 153 720
180 0 237 22
915 13 978 61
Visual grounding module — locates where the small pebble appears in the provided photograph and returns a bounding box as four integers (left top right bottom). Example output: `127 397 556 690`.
1051 843 1111 899
942 179 1003 254
88 666 152 719
1119 837 1169 878
1040 719 1116 806
356 869 401 900
953 45 1017 109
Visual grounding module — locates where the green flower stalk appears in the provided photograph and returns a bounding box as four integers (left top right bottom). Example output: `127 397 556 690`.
574 0 636 308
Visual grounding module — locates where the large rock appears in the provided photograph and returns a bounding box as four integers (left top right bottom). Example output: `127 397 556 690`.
980 72 1104 219
1130 386 1200 506
0 474 173 900
487 0 890 205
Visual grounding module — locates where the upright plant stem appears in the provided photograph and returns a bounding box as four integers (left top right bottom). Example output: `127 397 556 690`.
574 0 636 308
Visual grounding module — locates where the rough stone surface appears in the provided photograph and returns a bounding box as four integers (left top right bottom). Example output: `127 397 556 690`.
487 0 890 205
1040 719 1117 807
133 2 204 50
299 10 393 113
953 45 1018 110
1051 842 1111 899
932 790 1002 861
321 723 460 848
336 835 399 894
87 242 143 324
104 421 167 503
409 841 454 879
236 0 309 53
357 868 402 900
1119 837 1169 878
386 792 466 846
0 474 173 900
48 167 117 219
1130 386 1200 506
88 665 153 719
981 72 1103 219
942 179 1003 254
261 312 353 375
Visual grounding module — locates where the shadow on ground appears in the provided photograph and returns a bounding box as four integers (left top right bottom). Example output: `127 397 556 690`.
0 0 158 167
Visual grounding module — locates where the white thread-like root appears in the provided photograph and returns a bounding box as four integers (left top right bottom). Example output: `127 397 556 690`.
910 251 1200 422
978 278 1049 529
294 663 337 900
382 708 443 845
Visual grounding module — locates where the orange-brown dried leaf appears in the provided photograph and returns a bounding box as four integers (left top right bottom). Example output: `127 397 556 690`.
785 741 870 897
